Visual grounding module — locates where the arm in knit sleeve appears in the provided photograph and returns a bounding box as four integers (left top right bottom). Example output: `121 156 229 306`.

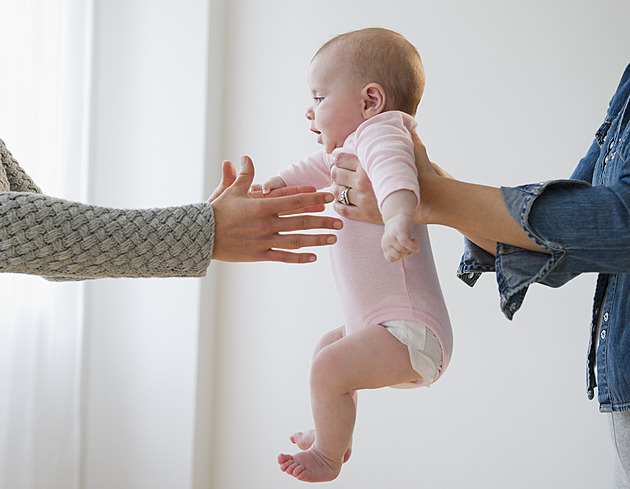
0 141 42 193
0 139 214 280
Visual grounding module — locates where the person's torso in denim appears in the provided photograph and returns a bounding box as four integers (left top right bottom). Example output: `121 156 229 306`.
457 63 630 412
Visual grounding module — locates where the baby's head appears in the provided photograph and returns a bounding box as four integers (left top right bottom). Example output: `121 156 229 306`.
316 28 425 116
306 28 424 152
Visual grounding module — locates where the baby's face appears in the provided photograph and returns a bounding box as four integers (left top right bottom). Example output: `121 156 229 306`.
305 51 367 153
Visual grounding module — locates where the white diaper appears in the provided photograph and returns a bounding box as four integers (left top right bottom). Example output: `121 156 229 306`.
382 320 442 388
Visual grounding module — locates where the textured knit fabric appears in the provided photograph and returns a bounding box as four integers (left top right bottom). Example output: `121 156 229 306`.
0 139 214 280
280 112 453 376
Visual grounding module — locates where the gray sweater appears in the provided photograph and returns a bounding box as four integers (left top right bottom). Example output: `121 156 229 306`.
0 139 214 279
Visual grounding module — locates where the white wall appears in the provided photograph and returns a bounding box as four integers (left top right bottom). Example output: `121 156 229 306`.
81 1 213 489
78 1 630 489
209 1 630 489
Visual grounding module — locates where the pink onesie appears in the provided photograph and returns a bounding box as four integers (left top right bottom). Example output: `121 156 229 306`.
280 111 453 377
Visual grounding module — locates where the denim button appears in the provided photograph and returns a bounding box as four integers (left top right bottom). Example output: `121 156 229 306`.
601 330 607 340
468 272 475 279
603 312 609 322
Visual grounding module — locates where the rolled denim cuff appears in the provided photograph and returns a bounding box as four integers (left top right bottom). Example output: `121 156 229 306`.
456 180 587 320
456 237 496 287
495 181 589 318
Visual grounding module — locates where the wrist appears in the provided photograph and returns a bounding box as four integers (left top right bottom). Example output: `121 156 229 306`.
414 173 442 225
381 189 418 223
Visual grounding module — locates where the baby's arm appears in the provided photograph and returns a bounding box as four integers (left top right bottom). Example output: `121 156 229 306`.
262 176 287 194
380 189 419 262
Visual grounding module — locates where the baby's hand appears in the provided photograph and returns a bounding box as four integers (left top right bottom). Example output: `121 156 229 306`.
250 176 286 194
256 176 287 195
381 214 419 262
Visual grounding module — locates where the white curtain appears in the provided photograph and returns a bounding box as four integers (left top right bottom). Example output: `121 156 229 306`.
0 1 91 488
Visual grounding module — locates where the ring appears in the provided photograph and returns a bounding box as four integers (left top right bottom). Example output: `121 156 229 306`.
339 187 350 205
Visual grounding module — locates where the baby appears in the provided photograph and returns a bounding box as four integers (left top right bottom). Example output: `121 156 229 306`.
261 28 452 482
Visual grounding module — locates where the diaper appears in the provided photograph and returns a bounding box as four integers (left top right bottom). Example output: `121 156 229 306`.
382 320 442 388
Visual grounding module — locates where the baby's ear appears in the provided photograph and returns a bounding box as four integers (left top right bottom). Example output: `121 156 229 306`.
361 83 386 118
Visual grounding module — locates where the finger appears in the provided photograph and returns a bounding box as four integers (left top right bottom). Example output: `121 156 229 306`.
264 191 335 216
275 215 343 233
278 205 327 216
263 249 318 264
249 185 318 199
208 160 238 202
388 240 415 258
330 183 353 205
397 236 420 252
333 152 359 171
269 185 318 197
250 186 327 211
233 155 255 191
269 232 338 250
330 165 357 188
222 160 237 184
333 201 359 219
411 133 433 172
266 186 330 214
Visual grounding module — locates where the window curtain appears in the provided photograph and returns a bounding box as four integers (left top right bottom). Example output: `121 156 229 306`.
0 1 92 488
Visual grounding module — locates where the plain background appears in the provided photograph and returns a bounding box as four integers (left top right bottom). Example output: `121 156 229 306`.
78 0 630 488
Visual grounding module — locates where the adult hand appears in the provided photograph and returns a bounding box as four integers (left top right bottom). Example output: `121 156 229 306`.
330 153 383 224
331 134 453 225
209 156 343 263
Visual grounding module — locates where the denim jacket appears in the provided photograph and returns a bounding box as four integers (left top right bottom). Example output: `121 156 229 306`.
457 63 630 413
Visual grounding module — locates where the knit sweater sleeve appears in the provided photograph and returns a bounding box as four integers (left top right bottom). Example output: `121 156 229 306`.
0 192 215 279
0 140 42 193
0 139 214 280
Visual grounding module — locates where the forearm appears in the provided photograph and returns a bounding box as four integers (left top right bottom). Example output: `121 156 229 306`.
0 192 214 279
381 189 417 222
0 140 42 193
417 174 546 253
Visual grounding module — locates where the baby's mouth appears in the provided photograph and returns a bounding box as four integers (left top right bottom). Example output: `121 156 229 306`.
310 128 322 144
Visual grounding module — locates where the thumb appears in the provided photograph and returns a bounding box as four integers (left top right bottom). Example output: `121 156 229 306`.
233 155 255 191
221 160 238 186
207 160 238 203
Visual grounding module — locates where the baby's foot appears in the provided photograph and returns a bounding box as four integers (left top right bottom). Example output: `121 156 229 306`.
290 430 315 450
290 430 352 462
278 447 342 483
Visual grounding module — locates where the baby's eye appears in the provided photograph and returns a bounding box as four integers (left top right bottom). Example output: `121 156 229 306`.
313 97 324 105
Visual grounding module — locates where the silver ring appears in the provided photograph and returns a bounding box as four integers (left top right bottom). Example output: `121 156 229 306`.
339 187 350 205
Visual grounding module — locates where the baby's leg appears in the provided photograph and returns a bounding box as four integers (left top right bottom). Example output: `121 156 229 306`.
312 325 345 359
278 323 419 482
290 326 354 460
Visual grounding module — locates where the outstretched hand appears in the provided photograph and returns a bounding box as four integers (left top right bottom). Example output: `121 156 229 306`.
209 156 343 263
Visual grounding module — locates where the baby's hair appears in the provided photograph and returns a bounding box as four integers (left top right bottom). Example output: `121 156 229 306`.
315 28 425 116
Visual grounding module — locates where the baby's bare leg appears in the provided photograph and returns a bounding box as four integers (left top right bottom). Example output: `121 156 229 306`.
278 324 419 482
291 326 353 461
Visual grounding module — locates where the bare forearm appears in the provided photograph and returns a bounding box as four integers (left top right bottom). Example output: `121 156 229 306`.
418 174 546 253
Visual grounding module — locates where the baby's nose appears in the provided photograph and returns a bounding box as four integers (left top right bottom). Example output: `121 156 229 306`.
305 107 314 120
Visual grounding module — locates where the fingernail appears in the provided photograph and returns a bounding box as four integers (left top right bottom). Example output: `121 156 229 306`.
324 194 334 203
327 236 337 244
309 255 316 262
333 221 343 229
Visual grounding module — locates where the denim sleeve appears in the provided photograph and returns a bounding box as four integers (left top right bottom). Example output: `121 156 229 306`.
457 170 630 318
456 64 630 319
505 179 630 275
